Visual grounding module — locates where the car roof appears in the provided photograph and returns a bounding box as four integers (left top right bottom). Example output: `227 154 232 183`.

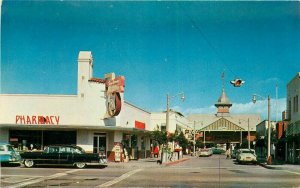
47 145 79 148
0 142 11 146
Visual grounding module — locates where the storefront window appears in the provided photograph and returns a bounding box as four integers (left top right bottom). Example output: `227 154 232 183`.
9 130 76 151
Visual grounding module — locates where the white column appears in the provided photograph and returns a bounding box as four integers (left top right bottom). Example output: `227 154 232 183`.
114 131 123 143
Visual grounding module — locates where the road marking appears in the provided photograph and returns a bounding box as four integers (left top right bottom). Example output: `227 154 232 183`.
2 177 39 184
96 168 143 188
283 170 300 175
5 169 82 188
1 175 43 177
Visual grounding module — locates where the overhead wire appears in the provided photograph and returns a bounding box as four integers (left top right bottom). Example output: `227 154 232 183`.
178 3 238 79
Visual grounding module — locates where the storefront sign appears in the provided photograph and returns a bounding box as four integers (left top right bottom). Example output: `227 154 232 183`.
135 121 145 130
15 115 60 125
106 76 125 94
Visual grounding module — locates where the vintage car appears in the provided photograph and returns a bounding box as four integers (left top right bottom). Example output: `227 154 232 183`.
20 145 107 168
0 143 21 164
236 149 257 164
212 147 226 155
198 148 213 157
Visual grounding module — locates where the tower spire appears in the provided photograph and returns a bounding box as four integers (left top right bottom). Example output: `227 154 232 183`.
215 72 232 116
222 71 225 90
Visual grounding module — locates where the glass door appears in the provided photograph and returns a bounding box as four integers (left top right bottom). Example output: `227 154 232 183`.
93 133 107 154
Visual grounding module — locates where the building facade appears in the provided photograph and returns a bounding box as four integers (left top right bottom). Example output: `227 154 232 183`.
187 89 261 150
255 120 276 160
0 51 151 162
286 72 300 164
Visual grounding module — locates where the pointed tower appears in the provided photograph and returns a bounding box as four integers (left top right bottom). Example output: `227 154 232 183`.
215 88 232 116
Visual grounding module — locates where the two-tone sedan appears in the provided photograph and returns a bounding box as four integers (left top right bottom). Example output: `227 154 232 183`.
20 145 107 168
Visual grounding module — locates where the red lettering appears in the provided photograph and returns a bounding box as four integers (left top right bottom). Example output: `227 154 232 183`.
50 116 54 124
45 116 51 124
26 116 31 124
32 116 37 124
16 115 60 125
16 116 20 124
20 116 25 124
38 116 45 124
55 116 60 125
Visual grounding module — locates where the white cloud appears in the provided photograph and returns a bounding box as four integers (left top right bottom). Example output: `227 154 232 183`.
182 98 286 121
183 105 216 115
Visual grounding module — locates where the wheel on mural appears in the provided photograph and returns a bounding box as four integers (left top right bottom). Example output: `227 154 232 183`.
24 159 35 168
75 162 86 169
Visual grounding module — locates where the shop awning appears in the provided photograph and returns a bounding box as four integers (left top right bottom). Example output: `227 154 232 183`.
0 124 150 133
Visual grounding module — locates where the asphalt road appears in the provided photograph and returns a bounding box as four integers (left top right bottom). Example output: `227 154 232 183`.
1 155 300 187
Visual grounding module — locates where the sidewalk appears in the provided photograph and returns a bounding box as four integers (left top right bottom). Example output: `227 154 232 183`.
258 159 300 171
107 155 191 169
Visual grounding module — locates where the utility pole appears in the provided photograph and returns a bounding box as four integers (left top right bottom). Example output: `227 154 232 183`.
193 121 196 156
267 95 271 162
166 94 170 132
248 118 250 149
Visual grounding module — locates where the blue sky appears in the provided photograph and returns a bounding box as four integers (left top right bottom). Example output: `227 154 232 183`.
1 1 300 119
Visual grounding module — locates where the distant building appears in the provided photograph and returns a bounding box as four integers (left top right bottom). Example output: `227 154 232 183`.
275 121 288 161
150 111 189 133
255 120 276 159
188 88 261 149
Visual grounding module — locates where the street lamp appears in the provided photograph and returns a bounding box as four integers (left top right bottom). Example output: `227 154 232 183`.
239 118 250 149
187 120 202 157
252 94 272 164
166 92 185 132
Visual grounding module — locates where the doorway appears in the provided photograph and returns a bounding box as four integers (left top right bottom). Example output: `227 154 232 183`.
93 133 107 154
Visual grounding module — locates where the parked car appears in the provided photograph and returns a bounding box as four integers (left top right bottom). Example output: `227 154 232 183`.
212 147 225 154
236 149 257 164
0 143 21 164
199 148 213 157
20 145 107 168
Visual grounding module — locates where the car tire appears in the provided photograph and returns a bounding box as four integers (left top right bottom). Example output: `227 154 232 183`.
75 162 86 169
24 160 34 168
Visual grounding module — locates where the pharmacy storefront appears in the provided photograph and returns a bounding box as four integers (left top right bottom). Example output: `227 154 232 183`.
0 51 151 162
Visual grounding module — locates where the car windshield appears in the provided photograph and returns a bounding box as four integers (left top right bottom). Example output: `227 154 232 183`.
7 145 14 152
74 147 85 154
241 150 255 154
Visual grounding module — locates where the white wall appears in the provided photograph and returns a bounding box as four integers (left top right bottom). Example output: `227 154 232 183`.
287 73 300 124
120 102 150 129
150 112 190 133
0 51 111 127
77 130 93 152
256 120 276 137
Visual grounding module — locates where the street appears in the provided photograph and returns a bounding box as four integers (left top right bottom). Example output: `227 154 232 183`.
1 155 300 188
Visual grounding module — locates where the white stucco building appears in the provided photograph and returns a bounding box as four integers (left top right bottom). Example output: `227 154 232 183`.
286 72 300 163
0 51 151 161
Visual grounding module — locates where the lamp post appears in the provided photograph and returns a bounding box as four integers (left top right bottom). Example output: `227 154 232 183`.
166 92 185 132
239 118 250 149
253 94 272 164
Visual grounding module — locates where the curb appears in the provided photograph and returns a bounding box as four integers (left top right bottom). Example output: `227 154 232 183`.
164 158 190 166
258 163 282 170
